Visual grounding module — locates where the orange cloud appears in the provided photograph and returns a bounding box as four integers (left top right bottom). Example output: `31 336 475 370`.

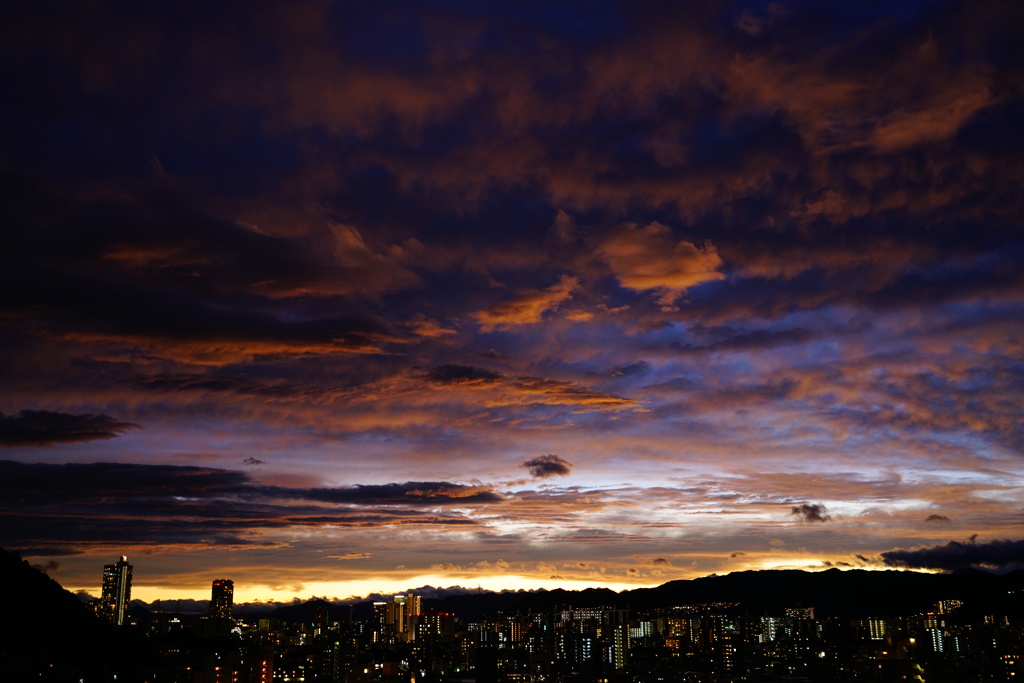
407 314 457 339
474 275 578 331
493 377 640 411
58 330 395 366
597 223 724 307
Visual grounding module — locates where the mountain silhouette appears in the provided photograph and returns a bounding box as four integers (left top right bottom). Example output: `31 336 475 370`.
263 568 1024 622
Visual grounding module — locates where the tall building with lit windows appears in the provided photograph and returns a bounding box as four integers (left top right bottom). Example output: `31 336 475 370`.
100 555 133 626
210 579 234 619
404 592 423 641
376 592 423 642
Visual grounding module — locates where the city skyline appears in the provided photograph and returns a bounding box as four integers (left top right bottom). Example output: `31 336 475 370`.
63 549 1019 619
2 0 1024 603
8 543 1017 683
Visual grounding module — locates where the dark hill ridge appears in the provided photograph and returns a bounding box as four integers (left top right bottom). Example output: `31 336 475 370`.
265 568 1024 622
0 548 121 679
631 568 1024 618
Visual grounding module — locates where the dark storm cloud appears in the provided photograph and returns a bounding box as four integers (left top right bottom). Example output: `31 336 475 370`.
881 538 1024 573
522 454 574 478
0 461 491 552
0 461 248 501
1 513 279 551
790 503 831 523
254 482 505 505
0 410 139 446
0 461 501 507
423 364 504 385
1 507 477 552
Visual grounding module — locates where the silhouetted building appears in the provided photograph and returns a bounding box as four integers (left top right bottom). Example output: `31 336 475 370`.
100 555 132 626
210 579 234 619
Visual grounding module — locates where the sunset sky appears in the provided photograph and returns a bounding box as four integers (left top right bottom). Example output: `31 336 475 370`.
2 0 1023 604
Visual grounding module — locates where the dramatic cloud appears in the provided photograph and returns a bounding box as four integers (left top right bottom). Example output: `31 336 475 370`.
881 538 1024 573
255 482 505 505
522 455 574 479
473 276 578 332
0 460 502 554
0 0 1022 599
0 410 139 447
790 503 832 523
597 224 725 308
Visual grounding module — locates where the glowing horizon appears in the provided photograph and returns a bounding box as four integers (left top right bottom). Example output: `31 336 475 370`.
65 554 939 606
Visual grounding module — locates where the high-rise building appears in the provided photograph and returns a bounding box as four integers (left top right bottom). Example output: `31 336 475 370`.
379 592 423 642
210 579 234 619
100 555 133 626
405 593 423 621
372 601 390 642
607 609 630 669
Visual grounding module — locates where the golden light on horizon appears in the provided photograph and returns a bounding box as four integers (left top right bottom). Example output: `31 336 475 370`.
109 573 661 605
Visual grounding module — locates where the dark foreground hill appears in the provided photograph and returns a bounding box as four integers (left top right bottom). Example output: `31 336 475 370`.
1 548 242 681
0 548 122 680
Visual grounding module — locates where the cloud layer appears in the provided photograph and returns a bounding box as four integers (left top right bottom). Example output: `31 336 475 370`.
1 0 1022 598
0 411 139 446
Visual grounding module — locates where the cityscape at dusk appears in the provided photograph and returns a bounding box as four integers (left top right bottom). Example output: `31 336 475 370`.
4 548 1023 681
2 0 1024 611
